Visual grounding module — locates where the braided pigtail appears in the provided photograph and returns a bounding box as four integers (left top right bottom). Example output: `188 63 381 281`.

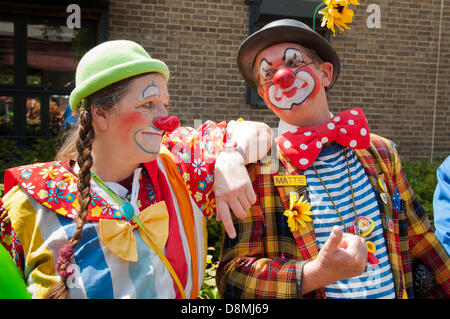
46 74 145 299
46 106 94 299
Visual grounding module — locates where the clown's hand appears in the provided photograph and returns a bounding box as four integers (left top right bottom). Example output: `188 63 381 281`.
213 149 255 239
227 120 273 164
301 226 367 295
213 120 272 238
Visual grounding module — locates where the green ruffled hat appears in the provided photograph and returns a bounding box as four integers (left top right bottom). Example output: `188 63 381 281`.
69 40 170 113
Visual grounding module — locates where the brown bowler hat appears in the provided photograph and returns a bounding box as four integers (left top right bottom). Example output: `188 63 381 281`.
237 19 341 91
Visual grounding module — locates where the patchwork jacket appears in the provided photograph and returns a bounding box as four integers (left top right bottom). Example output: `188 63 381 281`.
217 134 450 299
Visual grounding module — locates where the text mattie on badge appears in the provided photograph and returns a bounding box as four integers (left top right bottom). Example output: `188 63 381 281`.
273 175 307 186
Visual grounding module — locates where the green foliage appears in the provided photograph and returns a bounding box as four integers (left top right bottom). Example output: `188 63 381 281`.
206 216 222 261
198 218 223 299
0 66 13 85
198 247 220 299
0 138 59 185
402 158 443 226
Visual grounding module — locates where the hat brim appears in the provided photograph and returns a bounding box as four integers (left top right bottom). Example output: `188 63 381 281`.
237 24 340 91
69 59 169 114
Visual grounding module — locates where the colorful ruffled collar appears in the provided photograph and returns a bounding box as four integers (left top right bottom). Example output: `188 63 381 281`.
4 161 157 222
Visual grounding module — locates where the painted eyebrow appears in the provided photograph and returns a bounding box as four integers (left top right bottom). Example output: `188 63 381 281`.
142 82 161 100
282 48 303 61
259 58 272 71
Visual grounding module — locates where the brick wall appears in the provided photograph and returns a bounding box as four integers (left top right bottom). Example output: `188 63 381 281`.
108 0 449 162
329 0 449 161
109 0 280 127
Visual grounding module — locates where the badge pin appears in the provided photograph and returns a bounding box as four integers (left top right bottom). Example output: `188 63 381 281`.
392 186 402 211
386 217 394 233
380 192 388 204
378 176 387 193
366 241 380 265
274 175 307 186
353 216 376 238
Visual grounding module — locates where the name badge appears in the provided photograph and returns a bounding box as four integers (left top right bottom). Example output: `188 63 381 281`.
274 175 307 186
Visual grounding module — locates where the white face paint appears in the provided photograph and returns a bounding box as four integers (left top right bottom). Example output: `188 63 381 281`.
108 74 169 162
135 81 164 154
267 69 316 110
258 48 318 111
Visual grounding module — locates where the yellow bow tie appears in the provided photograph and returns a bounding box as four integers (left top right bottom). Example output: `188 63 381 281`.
99 201 169 262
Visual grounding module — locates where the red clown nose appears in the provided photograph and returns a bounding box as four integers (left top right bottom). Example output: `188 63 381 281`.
273 68 295 90
153 115 180 133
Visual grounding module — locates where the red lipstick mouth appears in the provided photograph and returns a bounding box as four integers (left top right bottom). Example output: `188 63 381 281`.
275 86 298 101
141 131 162 136
284 86 299 98
274 79 309 102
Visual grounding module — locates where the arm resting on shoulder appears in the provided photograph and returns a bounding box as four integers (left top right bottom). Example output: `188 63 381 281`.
213 120 273 237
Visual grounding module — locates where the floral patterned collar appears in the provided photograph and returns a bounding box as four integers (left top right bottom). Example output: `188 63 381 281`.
4 161 157 222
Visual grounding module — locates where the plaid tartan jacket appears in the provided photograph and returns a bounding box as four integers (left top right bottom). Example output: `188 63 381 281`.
217 133 450 299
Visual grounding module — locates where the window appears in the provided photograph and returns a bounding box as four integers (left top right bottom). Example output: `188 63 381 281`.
0 1 108 141
0 21 14 136
0 96 14 136
0 21 14 85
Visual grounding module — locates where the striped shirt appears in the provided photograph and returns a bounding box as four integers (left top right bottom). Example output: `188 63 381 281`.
303 143 396 299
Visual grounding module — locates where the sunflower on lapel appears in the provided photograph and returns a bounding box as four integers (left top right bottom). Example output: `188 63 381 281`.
284 192 313 232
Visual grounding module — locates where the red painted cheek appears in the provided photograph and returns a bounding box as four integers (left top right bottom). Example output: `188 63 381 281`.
262 83 277 110
302 66 320 100
118 111 147 140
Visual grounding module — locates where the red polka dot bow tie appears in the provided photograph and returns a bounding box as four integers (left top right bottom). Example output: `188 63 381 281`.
276 108 370 170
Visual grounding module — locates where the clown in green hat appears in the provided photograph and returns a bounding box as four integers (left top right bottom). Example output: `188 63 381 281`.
0 39 272 299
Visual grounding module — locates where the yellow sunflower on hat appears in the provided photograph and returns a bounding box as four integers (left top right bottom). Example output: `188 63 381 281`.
319 0 360 36
284 192 313 232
